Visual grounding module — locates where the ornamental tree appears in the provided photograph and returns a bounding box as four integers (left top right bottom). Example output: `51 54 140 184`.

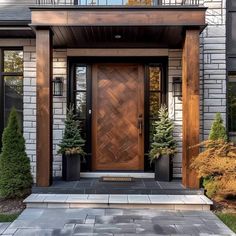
149 105 177 162
209 113 227 141
0 108 33 199
58 106 86 156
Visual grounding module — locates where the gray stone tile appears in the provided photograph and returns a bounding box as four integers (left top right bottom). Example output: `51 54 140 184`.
0 223 11 234
105 208 124 215
44 195 68 203
2 207 235 236
94 223 136 234
14 228 53 236
109 195 128 204
73 224 94 234
128 195 150 204
149 195 171 204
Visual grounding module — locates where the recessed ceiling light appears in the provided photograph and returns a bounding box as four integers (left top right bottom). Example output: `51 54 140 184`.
114 35 122 39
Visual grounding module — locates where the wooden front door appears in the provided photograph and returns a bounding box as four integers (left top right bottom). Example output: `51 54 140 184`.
92 64 144 171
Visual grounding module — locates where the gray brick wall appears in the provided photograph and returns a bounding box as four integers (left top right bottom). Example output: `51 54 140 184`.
201 0 227 139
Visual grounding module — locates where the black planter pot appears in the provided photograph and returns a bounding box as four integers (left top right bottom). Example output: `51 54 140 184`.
154 154 173 182
62 154 81 181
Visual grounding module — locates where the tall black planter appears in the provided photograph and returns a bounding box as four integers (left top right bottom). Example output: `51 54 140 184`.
62 154 80 181
154 154 172 182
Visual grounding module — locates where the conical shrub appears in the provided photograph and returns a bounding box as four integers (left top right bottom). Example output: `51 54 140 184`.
0 108 33 199
209 113 227 141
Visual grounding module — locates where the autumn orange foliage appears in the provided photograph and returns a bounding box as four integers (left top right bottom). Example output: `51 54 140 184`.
191 140 236 200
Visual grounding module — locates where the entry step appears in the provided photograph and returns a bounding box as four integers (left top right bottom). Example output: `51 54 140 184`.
24 194 213 211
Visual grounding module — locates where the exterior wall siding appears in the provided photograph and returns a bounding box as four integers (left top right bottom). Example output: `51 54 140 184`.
168 49 183 178
201 0 227 139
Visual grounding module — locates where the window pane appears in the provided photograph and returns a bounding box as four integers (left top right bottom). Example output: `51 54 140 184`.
149 92 160 119
76 66 87 90
228 76 236 132
4 50 23 73
76 92 86 118
149 66 161 91
4 76 23 129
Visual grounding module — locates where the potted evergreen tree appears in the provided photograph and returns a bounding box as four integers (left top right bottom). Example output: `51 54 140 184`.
58 107 86 181
149 105 177 181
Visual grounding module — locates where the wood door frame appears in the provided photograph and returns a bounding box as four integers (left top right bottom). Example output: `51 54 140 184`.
92 63 144 171
68 57 168 172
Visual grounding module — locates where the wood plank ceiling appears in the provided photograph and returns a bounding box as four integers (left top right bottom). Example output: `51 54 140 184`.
52 26 184 48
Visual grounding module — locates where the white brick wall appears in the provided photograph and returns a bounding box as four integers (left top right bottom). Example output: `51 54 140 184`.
168 49 183 178
23 40 37 182
52 49 67 177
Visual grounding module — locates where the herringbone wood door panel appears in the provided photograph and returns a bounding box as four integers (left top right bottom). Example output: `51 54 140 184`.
92 64 144 170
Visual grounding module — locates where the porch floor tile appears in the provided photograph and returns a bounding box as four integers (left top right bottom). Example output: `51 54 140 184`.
33 178 204 195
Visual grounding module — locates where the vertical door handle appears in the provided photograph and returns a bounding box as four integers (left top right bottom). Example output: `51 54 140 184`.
138 114 143 135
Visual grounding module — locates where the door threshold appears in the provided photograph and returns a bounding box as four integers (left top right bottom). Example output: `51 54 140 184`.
80 172 154 178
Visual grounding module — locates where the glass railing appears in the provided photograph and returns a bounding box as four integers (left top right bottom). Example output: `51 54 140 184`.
36 0 200 6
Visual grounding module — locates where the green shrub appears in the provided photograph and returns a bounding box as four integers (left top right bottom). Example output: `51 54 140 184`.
149 105 176 162
58 106 86 156
0 108 33 199
209 113 227 141
203 177 218 199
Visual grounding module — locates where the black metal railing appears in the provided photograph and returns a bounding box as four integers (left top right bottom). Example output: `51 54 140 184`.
36 0 200 6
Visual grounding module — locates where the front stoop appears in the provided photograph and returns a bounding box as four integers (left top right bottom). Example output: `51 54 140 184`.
24 194 213 211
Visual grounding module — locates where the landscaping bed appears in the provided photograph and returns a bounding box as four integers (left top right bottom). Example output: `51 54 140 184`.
213 199 236 233
0 198 25 222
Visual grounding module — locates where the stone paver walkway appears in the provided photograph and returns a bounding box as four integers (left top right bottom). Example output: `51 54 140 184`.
1 208 235 236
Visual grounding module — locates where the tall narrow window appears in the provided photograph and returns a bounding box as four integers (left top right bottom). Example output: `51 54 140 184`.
148 66 162 143
228 74 236 132
0 50 23 135
74 66 87 139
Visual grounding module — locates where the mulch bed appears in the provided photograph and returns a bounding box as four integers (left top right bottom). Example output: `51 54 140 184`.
212 199 236 213
0 198 25 214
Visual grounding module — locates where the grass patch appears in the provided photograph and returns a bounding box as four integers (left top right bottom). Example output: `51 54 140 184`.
0 213 19 222
216 213 236 233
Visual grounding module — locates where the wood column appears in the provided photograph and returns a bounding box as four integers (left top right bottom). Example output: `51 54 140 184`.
182 29 200 189
36 29 53 187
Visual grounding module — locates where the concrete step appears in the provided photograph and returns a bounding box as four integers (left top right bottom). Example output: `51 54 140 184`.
24 194 213 211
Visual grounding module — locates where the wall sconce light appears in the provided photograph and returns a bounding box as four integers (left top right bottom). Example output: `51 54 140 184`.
53 77 63 97
173 77 182 100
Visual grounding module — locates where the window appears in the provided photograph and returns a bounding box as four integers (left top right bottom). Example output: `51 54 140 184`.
148 66 162 143
228 74 236 132
0 49 23 144
74 65 88 139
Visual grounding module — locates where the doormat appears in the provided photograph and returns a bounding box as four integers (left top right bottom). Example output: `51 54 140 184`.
100 176 133 182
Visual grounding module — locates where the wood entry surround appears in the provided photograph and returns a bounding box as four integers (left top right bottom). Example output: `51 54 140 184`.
92 64 144 171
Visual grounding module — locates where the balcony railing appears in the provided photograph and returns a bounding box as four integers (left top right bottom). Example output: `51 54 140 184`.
36 0 200 6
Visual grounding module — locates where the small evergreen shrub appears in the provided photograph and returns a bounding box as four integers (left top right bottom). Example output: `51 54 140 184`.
209 113 227 141
149 105 177 162
191 113 236 201
0 108 33 199
58 106 86 156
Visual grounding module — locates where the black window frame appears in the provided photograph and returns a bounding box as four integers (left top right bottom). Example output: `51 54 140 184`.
228 72 236 134
68 57 168 172
0 47 23 148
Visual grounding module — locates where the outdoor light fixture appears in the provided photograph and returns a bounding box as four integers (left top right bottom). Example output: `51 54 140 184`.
173 77 182 100
53 77 63 97
114 34 122 39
